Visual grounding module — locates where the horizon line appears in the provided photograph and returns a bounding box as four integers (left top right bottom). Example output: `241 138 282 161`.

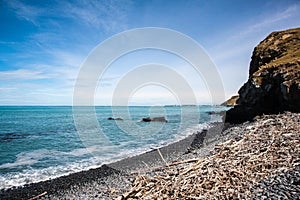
0 104 222 107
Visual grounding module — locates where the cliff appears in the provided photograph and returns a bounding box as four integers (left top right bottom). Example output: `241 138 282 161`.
226 28 300 123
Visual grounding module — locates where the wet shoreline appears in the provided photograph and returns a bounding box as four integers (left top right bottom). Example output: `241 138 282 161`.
0 122 226 200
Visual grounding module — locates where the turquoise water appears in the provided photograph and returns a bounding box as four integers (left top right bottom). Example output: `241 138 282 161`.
0 106 227 189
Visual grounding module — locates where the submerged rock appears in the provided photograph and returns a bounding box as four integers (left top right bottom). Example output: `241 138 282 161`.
206 111 226 115
226 28 300 123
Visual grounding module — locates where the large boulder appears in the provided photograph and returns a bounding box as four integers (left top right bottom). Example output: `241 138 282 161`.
226 28 300 123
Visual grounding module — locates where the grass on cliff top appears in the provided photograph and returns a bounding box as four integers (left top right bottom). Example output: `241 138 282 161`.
256 28 300 75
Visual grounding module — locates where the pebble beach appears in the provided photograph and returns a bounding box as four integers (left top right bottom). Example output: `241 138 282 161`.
1 112 299 199
120 112 300 199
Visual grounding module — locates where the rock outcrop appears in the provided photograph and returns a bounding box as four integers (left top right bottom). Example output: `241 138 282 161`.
221 95 239 107
226 28 300 123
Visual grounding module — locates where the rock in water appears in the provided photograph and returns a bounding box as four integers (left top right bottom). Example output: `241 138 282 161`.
226 28 300 123
107 117 123 120
141 117 167 122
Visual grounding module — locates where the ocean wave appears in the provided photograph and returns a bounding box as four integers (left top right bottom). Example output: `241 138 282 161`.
0 109 223 189
0 157 100 189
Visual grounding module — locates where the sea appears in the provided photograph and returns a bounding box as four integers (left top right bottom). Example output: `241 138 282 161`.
0 105 228 189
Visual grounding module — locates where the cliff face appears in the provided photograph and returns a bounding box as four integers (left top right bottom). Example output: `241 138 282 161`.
226 28 300 123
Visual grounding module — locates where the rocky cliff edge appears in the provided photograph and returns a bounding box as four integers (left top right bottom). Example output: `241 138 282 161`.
226 28 300 123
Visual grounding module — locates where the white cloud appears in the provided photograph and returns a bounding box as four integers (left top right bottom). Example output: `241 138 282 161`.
29 92 70 97
0 87 17 91
48 50 86 69
0 69 52 80
0 64 78 83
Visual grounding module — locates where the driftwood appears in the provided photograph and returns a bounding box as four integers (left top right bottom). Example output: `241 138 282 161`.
28 191 47 200
130 158 199 175
120 112 300 199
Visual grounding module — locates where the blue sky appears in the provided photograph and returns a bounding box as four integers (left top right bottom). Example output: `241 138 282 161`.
0 0 299 105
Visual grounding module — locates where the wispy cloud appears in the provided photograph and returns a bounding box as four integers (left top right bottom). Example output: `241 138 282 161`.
0 41 19 45
61 0 131 33
211 3 300 63
3 0 131 84
0 87 17 91
0 64 81 91
6 0 44 26
208 3 300 98
29 92 70 97
2 1 299 105
237 4 300 38
0 69 52 80
6 0 131 32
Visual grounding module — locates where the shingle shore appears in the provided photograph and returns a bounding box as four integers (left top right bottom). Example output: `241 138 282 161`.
1 112 299 199
120 112 300 199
